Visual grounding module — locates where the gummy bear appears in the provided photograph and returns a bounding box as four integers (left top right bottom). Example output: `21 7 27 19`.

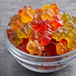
17 23 32 38
66 31 76 49
19 7 35 23
42 3 60 14
61 12 71 23
20 38 28 45
31 14 47 32
8 15 23 31
72 17 76 24
42 4 50 11
64 22 74 31
18 38 29 53
61 14 76 49
26 40 44 56
18 45 29 53
35 8 43 14
41 19 53 46
44 39 57 56
41 4 60 21
9 31 23 47
18 6 27 15
50 3 60 15
56 39 72 55
7 28 12 39
29 30 41 43
52 14 62 21
52 19 63 30
53 27 69 41
41 9 55 21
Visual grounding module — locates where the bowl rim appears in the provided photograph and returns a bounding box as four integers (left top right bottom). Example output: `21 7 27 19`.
4 26 76 59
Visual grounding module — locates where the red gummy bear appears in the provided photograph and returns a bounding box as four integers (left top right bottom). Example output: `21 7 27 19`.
41 19 53 46
31 14 47 32
7 29 12 39
18 38 29 53
44 39 57 56
18 6 27 15
52 20 63 30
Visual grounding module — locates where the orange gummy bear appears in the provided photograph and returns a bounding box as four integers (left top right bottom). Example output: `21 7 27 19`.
50 3 60 14
56 39 72 55
42 3 60 14
26 40 44 56
8 15 23 31
41 4 60 21
29 30 41 43
41 9 55 21
35 8 43 14
9 31 23 47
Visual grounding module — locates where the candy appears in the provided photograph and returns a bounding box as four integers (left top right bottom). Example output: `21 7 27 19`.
8 15 23 31
29 30 41 42
44 39 57 56
7 28 12 39
18 38 29 53
61 13 76 49
66 31 76 49
53 25 76 49
50 3 60 14
7 4 76 56
17 23 32 38
64 22 74 31
61 13 71 23
41 3 60 21
31 13 47 32
52 19 63 30
53 26 69 41
41 9 55 21
41 19 53 46
19 7 35 23
32 19 46 32
35 8 43 14
56 39 72 55
8 31 23 47
42 4 50 11
18 6 27 15
26 40 44 56
42 3 60 14
72 17 76 24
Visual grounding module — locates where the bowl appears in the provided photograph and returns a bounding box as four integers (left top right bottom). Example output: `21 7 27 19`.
4 26 76 73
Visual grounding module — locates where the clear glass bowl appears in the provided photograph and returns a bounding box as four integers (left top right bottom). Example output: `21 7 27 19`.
4 27 76 73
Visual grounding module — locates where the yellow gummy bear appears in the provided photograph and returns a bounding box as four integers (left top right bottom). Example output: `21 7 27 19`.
66 31 76 49
17 23 32 38
61 12 71 23
26 40 44 56
42 4 50 11
52 27 69 41
20 7 35 23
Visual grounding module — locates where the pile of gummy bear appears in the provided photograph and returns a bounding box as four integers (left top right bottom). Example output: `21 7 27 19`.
7 3 76 56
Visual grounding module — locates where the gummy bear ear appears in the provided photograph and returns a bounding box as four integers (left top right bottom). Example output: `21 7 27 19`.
18 9 23 15
42 4 50 11
72 17 76 24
